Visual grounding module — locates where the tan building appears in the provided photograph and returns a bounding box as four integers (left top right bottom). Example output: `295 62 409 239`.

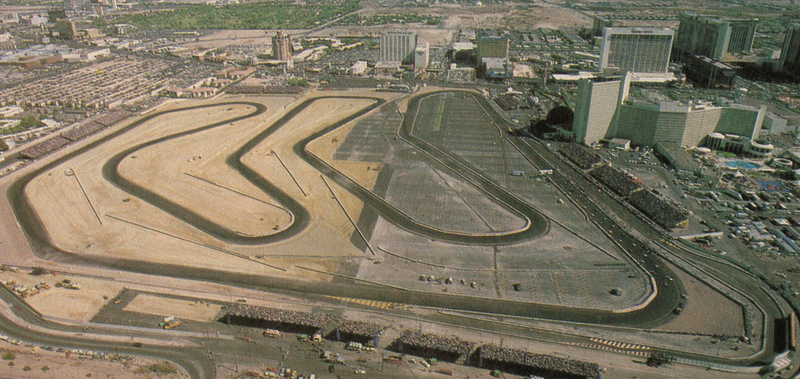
379 31 416 64
675 13 758 61
272 30 292 61
599 27 674 76
572 73 631 145
55 20 78 40
476 32 509 61
573 72 767 151
615 100 765 147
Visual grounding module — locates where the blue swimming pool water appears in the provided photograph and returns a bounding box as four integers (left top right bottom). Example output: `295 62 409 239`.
725 160 761 170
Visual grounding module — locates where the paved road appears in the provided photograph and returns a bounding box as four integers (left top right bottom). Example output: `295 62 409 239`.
0 286 215 379
2 90 790 371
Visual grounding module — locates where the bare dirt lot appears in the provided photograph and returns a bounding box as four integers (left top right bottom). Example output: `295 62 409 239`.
0 342 189 379
0 270 123 323
123 294 223 322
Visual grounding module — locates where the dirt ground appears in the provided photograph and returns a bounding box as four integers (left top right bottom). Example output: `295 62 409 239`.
0 270 122 323
179 29 280 50
22 91 404 282
0 342 189 379
305 112 383 191
123 294 223 322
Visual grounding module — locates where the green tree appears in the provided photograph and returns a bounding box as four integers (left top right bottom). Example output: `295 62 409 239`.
288 78 308 87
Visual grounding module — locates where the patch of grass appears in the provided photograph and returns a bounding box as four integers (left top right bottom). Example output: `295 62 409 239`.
1 116 44 136
124 0 360 30
22 365 31 371
2 352 15 360
148 361 178 374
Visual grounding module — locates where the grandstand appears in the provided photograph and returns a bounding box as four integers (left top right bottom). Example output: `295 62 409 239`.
560 143 602 169
628 189 688 229
395 330 474 363
478 344 601 379
19 136 69 160
223 304 340 335
225 85 304 94
590 165 642 196
332 320 387 346
61 122 104 141
95 109 130 127
225 85 263 94
17 108 132 160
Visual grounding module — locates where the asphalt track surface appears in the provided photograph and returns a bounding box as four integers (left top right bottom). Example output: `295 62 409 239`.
7 91 784 369
0 286 215 379
7 94 673 323
296 99 548 244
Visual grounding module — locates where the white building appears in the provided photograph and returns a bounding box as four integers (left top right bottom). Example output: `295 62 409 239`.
572 73 632 145
0 13 19 24
599 27 674 77
414 43 429 69
379 31 416 64
28 13 48 26
572 71 768 152
0 106 23 118
349 60 368 76
705 133 773 158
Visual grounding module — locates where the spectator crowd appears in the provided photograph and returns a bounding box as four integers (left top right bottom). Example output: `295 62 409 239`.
336 320 386 338
560 143 601 169
590 165 642 196
19 136 69 159
62 121 104 141
225 304 339 329
628 189 688 229
226 84 304 94
19 109 131 160
479 344 600 378
398 330 474 355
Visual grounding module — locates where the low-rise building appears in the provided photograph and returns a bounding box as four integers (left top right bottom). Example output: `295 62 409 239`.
705 133 773 158
349 61 368 76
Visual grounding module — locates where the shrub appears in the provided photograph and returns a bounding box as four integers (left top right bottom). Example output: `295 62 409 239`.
148 361 178 374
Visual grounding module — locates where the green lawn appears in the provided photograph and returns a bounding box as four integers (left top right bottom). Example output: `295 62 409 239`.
125 0 360 30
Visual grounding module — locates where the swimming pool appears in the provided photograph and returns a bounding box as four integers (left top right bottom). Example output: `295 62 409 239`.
725 160 761 170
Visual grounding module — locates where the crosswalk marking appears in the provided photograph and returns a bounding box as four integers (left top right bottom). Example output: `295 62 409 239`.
588 338 651 351
331 296 409 310
568 342 650 357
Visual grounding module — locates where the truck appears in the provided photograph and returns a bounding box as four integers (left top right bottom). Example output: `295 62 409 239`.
159 316 182 329
162 319 182 329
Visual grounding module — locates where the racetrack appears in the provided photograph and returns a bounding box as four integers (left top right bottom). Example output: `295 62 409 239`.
5 90 684 328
